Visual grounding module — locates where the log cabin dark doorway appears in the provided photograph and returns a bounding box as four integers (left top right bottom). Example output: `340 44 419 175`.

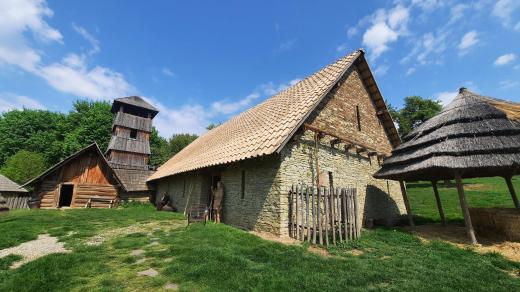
59 184 74 207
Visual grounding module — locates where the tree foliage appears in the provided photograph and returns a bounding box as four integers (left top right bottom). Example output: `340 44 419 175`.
149 128 170 167
0 150 47 185
389 96 442 138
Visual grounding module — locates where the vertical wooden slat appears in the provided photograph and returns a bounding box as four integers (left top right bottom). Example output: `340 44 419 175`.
290 185 294 238
342 189 348 240
353 188 359 239
300 187 305 242
318 187 323 245
312 187 317 245
337 188 343 242
348 190 354 240
294 185 300 239
306 186 310 241
324 187 330 246
330 187 336 245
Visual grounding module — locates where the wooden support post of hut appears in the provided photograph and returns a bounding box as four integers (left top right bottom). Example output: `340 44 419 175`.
431 181 446 226
455 174 477 244
399 181 415 227
374 88 520 244
504 176 519 209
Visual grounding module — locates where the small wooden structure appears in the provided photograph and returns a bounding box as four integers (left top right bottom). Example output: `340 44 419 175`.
0 173 29 209
23 143 123 208
375 88 520 244
289 185 359 245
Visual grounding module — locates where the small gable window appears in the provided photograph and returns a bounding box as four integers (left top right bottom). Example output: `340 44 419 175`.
130 129 138 139
356 106 361 131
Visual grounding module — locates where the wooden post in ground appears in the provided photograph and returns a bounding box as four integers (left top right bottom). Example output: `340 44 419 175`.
399 181 415 227
431 181 446 226
504 176 519 209
455 174 477 244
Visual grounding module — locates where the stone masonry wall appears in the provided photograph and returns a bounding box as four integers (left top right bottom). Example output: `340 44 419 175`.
277 131 405 237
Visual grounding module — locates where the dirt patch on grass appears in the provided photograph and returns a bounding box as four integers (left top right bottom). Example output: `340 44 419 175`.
249 231 301 245
85 220 183 246
464 183 491 191
404 224 520 262
0 234 70 269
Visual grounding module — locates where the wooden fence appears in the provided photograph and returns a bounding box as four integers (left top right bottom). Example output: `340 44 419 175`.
289 185 359 245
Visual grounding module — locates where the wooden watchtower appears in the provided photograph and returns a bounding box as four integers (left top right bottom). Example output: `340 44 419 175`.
107 96 159 170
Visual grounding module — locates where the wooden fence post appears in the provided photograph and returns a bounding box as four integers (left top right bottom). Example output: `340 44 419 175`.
337 187 343 242
317 187 323 245
306 186 310 241
331 187 336 245
342 189 348 240
312 187 317 244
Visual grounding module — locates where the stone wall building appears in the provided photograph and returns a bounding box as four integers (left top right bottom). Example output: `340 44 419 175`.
148 49 405 236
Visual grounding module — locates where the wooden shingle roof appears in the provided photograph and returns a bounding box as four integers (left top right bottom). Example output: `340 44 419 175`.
149 49 399 181
111 96 159 118
0 174 27 193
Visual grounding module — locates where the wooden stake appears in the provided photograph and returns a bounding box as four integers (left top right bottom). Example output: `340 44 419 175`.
505 176 520 209
295 185 299 240
337 187 343 242
399 181 415 227
324 188 330 246
317 187 323 245
455 174 477 244
306 186 310 241
431 181 446 226
342 189 348 240
331 187 336 245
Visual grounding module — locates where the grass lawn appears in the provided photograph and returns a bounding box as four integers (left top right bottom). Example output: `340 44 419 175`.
0 203 519 291
407 176 520 224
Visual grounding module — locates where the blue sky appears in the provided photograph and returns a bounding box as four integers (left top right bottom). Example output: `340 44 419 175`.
0 0 519 138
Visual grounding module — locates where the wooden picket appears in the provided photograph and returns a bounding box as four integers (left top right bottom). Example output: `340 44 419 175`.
289 185 359 245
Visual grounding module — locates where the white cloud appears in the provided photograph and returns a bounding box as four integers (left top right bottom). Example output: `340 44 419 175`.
411 0 445 12
161 67 175 77
0 0 135 100
405 67 416 76
279 38 297 51
434 89 458 105
72 23 100 55
373 64 389 76
362 4 410 60
499 79 520 89
515 22 520 31
402 31 448 65
492 0 520 26
347 27 358 38
336 44 348 53
449 4 469 24
0 92 45 113
458 30 479 55
494 53 517 66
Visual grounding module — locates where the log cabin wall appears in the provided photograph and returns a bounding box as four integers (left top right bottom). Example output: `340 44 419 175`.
35 149 120 208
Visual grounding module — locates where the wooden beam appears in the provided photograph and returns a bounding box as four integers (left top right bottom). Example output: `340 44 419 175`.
505 176 520 209
399 181 415 227
455 174 477 244
303 123 381 154
431 181 446 226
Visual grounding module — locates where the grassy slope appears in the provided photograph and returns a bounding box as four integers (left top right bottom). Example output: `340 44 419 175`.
0 205 519 291
407 176 520 224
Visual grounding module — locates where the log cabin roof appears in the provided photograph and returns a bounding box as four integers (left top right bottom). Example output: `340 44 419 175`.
0 174 27 193
374 88 520 181
148 49 400 181
22 143 127 191
111 96 159 118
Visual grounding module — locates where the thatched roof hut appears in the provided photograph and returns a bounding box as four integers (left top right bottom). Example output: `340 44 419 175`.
374 88 520 181
374 88 520 244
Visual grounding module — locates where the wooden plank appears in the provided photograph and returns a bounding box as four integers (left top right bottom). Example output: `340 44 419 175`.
342 189 348 240
306 186 310 241
331 187 336 245
300 186 305 242
317 187 323 245
399 181 415 227
312 187 317 244
324 187 329 246
337 188 343 242
431 181 446 226
290 185 294 238
295 185 299 240
455 174 477 244
505 176 520 209
353 188 359 239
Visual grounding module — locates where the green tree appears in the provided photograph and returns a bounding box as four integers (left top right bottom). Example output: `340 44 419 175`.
0 109 67 167
169 133 198 156
206 123 221 130
390 96 442 138
62 100 114 156
0 150 47 184
149 128 170 167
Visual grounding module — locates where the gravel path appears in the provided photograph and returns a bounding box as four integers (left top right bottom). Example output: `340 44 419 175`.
0 234 70 269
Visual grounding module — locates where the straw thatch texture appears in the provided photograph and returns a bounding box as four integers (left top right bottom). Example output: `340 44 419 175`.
374 88 520 181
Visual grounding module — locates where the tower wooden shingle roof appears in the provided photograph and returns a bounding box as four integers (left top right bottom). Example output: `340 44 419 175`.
149 49 399 181
111 96 159 118
374 88 520 181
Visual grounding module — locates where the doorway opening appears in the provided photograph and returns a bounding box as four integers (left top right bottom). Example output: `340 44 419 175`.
59 184 74 207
